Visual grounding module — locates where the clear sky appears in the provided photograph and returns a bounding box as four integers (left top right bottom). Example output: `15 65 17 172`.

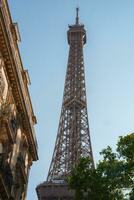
8 0 134 199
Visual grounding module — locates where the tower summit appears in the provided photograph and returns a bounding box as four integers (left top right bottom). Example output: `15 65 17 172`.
36 8 94 199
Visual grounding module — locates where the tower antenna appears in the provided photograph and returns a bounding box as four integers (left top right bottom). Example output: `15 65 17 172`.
76 7 79 25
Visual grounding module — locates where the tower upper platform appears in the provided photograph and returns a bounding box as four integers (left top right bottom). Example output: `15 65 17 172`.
67 8 86 45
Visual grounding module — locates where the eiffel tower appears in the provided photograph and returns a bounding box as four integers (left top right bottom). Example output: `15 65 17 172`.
36 8 94 200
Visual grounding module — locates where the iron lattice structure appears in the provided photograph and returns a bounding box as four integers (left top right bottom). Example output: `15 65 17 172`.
36 9 94 200
47 8 94 182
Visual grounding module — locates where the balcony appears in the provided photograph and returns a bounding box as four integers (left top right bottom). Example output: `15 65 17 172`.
0 153 13 199
17 153 27 184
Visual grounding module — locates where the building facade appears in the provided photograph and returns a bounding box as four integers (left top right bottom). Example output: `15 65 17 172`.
0 0 38 199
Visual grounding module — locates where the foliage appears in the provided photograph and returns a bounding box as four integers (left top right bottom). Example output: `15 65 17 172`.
67 133 134 200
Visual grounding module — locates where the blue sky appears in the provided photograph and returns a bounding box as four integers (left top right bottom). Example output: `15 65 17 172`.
8 0 134 199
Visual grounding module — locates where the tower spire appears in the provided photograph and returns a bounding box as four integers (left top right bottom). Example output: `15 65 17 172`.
76 7 79 25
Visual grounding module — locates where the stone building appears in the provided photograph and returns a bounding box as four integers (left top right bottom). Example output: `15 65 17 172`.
0 0 38 199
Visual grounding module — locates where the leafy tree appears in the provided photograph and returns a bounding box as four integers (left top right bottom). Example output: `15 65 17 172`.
67 133 134 200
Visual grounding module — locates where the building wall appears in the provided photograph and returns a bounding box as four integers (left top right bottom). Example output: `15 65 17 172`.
0 0 38 199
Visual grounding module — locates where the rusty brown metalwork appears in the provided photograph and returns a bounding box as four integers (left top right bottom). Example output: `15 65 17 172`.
36 8 94 199
47 9 94 182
